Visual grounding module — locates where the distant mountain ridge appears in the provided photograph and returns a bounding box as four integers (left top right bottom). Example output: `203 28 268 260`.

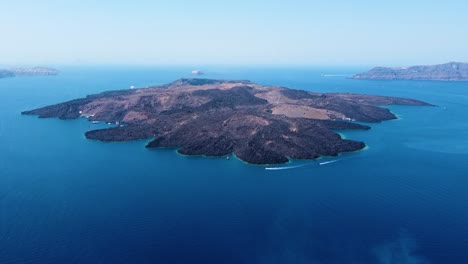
0 70 15 78
0 67 59 79
352 62 468 81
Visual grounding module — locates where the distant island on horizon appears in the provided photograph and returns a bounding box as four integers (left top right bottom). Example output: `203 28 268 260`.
352 62 468 81
23 78 431 165
0 67 59 79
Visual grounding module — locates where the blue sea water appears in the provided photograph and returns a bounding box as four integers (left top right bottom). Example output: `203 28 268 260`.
0 66 467 264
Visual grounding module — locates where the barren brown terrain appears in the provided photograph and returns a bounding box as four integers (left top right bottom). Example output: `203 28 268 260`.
23 78 431 164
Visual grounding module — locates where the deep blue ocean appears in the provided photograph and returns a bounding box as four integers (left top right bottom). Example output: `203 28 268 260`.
1 66 467 264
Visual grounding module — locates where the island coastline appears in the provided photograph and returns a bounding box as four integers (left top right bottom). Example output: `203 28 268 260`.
23 78 432 165
351 62 468 81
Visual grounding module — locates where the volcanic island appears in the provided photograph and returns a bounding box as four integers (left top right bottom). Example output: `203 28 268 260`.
23 78 431 164
352 62 468 81
0 67 59 78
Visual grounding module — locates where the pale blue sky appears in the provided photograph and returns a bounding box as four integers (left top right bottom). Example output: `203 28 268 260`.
1 0 467 66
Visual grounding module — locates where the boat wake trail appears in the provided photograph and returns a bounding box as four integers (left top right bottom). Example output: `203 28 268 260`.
265 165 304 171
265 158 347 171
319 159 341 166
265 161 321 171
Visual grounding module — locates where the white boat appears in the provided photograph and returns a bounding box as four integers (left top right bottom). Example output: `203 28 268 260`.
191 70 204 75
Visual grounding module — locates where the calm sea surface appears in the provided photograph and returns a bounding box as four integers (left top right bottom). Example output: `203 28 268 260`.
1 66 467 263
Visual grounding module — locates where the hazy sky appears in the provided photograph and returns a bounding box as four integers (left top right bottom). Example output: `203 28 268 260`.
1 0 468 66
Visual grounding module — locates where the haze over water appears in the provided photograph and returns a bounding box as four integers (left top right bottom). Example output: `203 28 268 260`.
1 66 468 263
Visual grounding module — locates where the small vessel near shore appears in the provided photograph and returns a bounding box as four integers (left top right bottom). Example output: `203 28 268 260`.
191 70 204 75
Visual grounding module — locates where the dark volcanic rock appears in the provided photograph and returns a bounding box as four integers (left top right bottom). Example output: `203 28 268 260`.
23 78 432 164
352 62 468 81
